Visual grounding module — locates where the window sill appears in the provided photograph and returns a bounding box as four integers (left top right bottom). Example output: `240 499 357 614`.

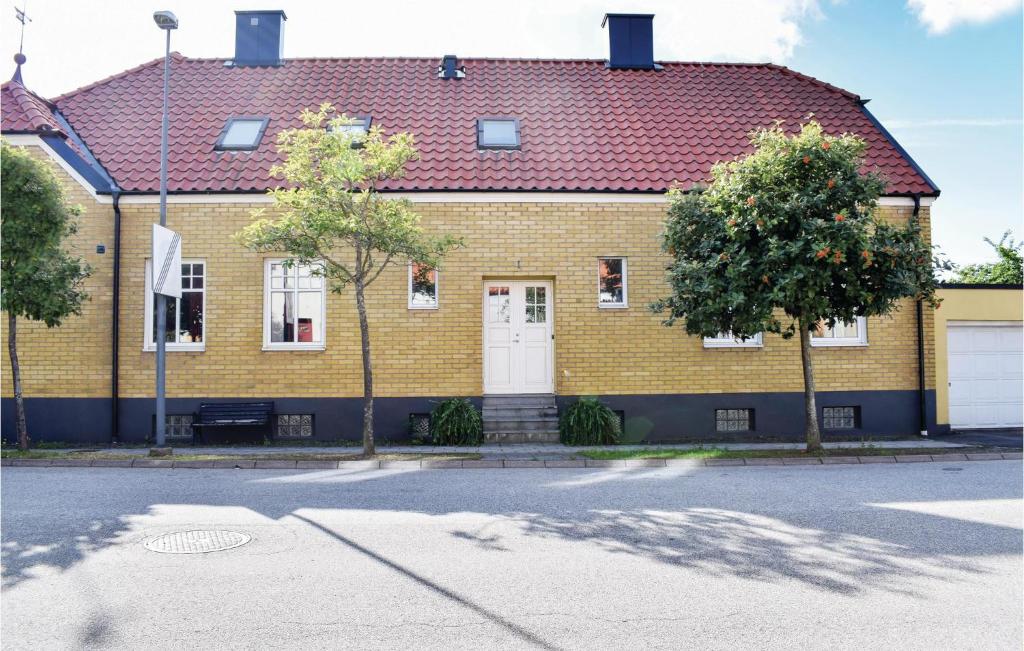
143 345 205 353
408 304 439 310
598 304 628 309
262 344 326 352
810 340 868 348
704 340 763 349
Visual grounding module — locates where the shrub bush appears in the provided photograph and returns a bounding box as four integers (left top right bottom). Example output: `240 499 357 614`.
559 397 621 446
430 398 483 446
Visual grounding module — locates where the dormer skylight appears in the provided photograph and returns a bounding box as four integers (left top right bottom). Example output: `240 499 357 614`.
477 117 520 150
215 117 269 151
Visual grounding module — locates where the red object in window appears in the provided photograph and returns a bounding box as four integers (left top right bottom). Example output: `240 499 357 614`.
297 318 313 342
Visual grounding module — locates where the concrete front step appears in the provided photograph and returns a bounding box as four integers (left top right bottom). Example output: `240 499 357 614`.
485 430 561 443
482 394 557 408
484 419 560 433
483 407 560 420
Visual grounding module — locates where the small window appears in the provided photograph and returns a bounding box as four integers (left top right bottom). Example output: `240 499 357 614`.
156 414 194 441
477 118 520 149
716 409 754 432
215 117 269 150
823 406 859 429
409 263 438 309
812 316 867 346
329 115 371 142
144 259 205 351
704 332 763 348
264 260 326 350
276 414 314 438
598 257 627 308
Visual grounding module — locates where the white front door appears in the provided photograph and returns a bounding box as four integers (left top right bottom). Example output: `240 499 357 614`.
483 281 553 394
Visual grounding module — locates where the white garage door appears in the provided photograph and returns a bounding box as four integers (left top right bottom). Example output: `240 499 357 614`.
948 322 1024 429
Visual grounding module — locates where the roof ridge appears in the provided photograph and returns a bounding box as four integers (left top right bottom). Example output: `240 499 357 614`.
765 63 860 101
50 52 186 103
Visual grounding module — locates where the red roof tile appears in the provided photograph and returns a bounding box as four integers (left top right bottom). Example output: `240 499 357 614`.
1 80 63 135
46 57 936 195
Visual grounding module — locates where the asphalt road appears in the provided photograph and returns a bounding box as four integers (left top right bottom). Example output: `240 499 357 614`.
2 462 1021 650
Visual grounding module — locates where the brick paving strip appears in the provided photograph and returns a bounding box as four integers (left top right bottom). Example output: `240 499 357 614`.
3 452 1020 470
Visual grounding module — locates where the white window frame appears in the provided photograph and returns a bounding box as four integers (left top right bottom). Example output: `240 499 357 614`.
811 316 868 347
408 263 439 310
598 257 628 309
263 259 327 351
144 258 206 352
704 332 764 348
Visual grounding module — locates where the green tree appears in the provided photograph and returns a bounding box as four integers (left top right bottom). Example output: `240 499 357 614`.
235 105 462 455
652 122 940 451
1 140 91 450
952 231 1023 284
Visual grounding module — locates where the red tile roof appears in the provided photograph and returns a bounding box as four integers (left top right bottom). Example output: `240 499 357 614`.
1 80 63 135
24 56 938 195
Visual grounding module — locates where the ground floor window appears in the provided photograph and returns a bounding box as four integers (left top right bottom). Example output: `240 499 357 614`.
144 259 205 351
598 257 627 308
264 260 325 350
812 317 867 346
704 332 763 348
409 263 438 308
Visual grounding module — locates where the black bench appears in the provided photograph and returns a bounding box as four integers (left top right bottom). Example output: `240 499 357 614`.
191 402 275 445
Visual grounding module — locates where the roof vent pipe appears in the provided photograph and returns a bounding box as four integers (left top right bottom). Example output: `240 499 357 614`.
437 54 465 79
233 10 287 67
602 13 661 70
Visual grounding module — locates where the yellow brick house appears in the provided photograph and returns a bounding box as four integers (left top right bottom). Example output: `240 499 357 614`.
1 12 942 444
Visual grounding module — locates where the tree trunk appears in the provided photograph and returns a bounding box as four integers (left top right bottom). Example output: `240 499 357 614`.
8 313 29 450
798 318 823 453
354 273 375 457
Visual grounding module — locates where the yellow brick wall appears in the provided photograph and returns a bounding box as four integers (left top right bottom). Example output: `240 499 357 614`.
0 143 113 398
2 145 935 401
111 200 933 399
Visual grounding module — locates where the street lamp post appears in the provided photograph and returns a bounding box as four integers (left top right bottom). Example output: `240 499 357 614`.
153 10 178 448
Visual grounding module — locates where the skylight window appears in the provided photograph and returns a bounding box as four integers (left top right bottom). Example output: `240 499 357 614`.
477 118 520 149
330 115 371 138
215 117 269 151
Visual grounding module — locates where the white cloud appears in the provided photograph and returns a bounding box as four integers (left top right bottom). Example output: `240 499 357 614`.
4 0 825 98
907 0 1022 34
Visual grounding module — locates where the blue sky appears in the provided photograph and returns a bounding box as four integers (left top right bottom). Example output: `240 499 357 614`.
787 1 1023 266
4 0 1022 265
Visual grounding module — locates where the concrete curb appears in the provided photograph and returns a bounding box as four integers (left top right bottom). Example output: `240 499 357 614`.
2 453 1020 470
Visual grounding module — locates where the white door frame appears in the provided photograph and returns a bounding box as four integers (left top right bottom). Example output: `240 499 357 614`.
483 280 554 395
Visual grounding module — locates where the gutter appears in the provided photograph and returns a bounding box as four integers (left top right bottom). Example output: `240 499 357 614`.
111 190 122 444
913 193 928 437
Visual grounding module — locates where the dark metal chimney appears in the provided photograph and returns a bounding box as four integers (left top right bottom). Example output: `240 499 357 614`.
234 10 287 67
601 13 660 70
437 54 465 79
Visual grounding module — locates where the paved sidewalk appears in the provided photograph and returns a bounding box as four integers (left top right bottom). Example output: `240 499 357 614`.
78 438 976 459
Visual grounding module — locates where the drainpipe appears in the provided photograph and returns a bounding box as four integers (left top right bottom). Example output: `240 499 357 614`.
111 190 122 444
912 193 928 437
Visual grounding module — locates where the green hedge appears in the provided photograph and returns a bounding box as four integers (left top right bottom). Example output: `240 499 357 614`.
559 397 621 446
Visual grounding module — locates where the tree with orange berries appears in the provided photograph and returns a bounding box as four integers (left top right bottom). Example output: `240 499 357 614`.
652 122 939 451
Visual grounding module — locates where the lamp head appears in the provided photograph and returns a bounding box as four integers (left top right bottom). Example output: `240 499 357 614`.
153 11 178 30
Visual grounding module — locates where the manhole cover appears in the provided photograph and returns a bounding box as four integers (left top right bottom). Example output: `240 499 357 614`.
144 530 251 554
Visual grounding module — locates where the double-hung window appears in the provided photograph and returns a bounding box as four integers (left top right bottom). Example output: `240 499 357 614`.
144 260 205 351
264 260 326 350
598 257 627 308
811 316 868 346
408 263 439 309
